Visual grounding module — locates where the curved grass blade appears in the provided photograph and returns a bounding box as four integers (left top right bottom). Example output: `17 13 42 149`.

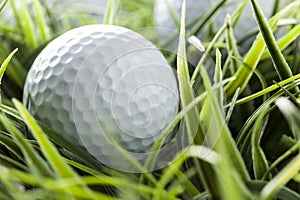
175 1 220 197
251 107 269 180
246 180 300 200
263 139 300 180
225 1 300 97
0 114 54 178
276 97 300 139
12 99 105 200
154 146 221 200
250 0 298 91
191 0 249 83
0 153 26 170
259 153 300 200
0 166 117 200
0 132 23 160
0 103 104 172
199 58 251 199
0 49 18 103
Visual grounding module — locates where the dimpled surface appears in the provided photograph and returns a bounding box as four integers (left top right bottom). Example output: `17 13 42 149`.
154 0 276 41
23 24 179 171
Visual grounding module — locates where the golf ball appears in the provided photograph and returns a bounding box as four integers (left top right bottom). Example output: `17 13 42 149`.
23 24 179 171
154 0 276 44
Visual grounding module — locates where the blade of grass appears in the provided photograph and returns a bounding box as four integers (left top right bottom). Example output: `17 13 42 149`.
259 154 300 200
33 0 50 42
263 140 300 180
191 0 249 83
225 1 300 97
199 57 251 199
103 0 117 24
225 87 240 123
0 132 23 160
16 0 38 48
0 114 54 177
246 180 300 200
0 103 104 172
0 166 118 200
237 80 300 151
0 41 26 88
251 107 269 180
0 153 27 170
0 0 8 13
12 99 104 200
227 73 300 107
250 0 298 92
175 0 220 197
0 49 18 103
225 14 241 74
213 49 224 113
276 97 300 139
261 24 300 60
154 146 221 200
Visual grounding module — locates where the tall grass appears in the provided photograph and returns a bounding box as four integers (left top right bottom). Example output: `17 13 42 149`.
0 0 299 199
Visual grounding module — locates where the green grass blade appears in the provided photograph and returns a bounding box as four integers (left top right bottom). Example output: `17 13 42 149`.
0 153 26 170
0 0 8 13
0 49 18 103
250 0 297 88
225 1 300 97
176 1 221 197
12 99 78 178
259 153 300 200
251 107 269 180
213 49 224 113
247 180 300 200
191 0 249 83
18 1 38 48
228 73 300 107
0 132 23 160
0 103 104 172
261 24 300 60
177 0 201 145
0 166 117 200
154 146 220 200
12 99 101 200
225 14 241 74
0 114 54 177
103 0 117 24
276 97 300 139
33 0 50 42
225 87 240 123
199 50 250 182
263 139 300 180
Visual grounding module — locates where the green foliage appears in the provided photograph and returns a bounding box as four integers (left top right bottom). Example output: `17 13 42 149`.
0 0 300 199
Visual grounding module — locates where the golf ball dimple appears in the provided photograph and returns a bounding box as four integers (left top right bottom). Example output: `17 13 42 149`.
23 24 179 171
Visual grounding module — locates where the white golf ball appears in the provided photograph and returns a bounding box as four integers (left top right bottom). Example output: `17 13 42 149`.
23 24 179 171
154 0 276 43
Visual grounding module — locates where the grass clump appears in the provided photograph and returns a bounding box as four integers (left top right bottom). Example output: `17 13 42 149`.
0 0 300 199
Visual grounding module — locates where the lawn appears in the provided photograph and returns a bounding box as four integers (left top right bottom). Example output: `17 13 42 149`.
0 0 300 199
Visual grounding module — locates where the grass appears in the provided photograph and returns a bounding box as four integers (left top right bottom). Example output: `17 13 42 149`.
0 0 300 199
